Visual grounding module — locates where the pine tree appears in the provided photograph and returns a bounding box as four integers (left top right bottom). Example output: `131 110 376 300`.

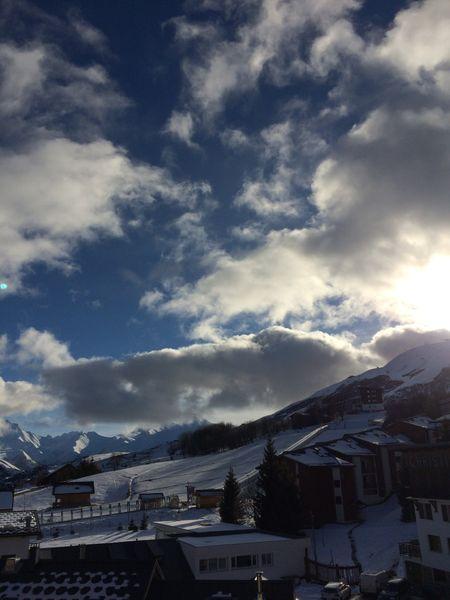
220 467 244 524
253 436 304 534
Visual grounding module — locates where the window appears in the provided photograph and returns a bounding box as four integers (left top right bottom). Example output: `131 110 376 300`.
261 553 273 567
442 504 449 522
418 502 433 520
231 555 258 569
433 569 446 583
199 557 228 572
335 495 342 505
208 558 218 572
428 534 442 553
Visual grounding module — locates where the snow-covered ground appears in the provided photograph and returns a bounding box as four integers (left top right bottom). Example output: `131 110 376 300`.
354 495 417 573
40 507 219 548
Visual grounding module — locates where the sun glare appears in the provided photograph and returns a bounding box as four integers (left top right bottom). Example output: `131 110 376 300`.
394 256 450 329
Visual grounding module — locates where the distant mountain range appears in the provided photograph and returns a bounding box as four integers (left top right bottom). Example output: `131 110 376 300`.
0 420 206 473
277 340 450 419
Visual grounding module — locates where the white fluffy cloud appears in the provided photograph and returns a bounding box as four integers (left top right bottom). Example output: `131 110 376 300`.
164 111 197 147
177 0 359 118
0 377 58 416
16 328 74 369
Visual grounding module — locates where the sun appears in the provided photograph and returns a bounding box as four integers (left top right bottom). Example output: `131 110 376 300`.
393 256 450 330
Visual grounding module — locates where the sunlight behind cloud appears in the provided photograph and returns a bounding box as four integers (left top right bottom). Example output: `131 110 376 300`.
393 256 450 330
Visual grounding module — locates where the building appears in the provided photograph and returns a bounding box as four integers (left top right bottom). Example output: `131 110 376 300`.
0 511 40 560
349 429 407 495
178 531 310 581
0 488 14 512
325 439 383 505
398 443 450 594
358 386 384 412
138 492 165 510
195 489 224 509
52 481 95 508
400 497 450 594
282 447 358 525
387 416 440 444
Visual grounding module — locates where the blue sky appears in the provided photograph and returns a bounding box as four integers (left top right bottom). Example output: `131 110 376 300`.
1 0 450 435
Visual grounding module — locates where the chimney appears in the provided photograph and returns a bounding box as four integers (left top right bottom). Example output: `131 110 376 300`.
79 544 86 560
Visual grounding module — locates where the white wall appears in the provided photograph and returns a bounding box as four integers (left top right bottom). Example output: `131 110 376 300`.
0 536 30 559
415 499 450 573
180 537 310 580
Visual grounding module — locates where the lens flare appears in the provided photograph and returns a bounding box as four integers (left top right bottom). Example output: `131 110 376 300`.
0 283 7 290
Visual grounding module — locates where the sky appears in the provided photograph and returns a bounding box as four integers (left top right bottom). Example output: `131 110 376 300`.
1 0 450 435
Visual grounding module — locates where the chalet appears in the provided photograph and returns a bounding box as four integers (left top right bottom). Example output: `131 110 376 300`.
39 463 79 486
387 416 440 444
195 489 224 509
52 481 95 508
0 510 40 560
0 488 14 512
282 448 358 525
138 492 165 510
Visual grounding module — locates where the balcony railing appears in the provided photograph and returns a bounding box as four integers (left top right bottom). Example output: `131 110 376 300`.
399 540 422 560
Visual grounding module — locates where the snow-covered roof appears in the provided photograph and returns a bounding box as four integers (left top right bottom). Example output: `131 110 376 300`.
0 490 14 510
403 416 438 429
154 519 249 534
326 439 374 457
139 492 164 499
179 532 293 548
351 429 405 446
284 448 353 467
0 510 40 536
53 481 95 495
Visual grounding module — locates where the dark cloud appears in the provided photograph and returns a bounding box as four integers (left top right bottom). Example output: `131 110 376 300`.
43 327 371 425
366 326 450 362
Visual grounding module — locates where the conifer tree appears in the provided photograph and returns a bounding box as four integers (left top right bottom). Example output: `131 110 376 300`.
220 467 244 524
253 436 304 534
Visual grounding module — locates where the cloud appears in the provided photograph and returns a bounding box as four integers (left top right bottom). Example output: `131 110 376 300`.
16 328 74 369
175 0 359 119
364 326 450 362
0 335 7 362
164 111 198 147
0 16 209 291
43 326 372 425
0 377 58 417
156 0 450 338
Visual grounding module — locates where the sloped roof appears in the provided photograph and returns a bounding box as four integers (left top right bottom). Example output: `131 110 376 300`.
284 448 353 467
0 511 40 536
326 439 374 457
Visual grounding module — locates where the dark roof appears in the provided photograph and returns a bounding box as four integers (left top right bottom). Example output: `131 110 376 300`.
0 563 151 599
151 579 294 600
0 511 40 537
46 540 161 564
195 488 224 496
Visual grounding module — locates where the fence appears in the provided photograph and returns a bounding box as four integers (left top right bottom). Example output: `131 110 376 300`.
39 500 141 525
305 557 361 585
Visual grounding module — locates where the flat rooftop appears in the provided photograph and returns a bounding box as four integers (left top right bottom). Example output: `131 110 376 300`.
179 532 295 547
154 519 250 534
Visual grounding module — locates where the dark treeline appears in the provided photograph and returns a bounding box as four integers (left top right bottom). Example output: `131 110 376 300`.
175 410 318 457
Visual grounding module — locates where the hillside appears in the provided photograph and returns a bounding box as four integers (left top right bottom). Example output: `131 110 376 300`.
277 340 450 419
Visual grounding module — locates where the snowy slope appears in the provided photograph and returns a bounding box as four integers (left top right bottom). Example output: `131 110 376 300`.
278 340 450 418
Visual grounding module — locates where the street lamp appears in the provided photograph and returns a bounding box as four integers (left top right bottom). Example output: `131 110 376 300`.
254 571 267 600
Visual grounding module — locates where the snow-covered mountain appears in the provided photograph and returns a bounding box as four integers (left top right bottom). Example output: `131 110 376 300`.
277 340 450 419
0 420 206 472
